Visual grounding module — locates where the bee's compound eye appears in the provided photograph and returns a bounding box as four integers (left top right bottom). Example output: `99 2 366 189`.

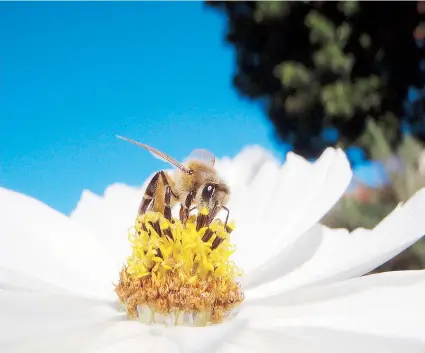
202 183 216 201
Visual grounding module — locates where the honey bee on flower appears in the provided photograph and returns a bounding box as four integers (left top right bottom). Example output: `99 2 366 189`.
115 136 243 325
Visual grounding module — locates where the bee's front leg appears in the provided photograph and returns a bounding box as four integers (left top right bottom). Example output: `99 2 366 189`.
209 205 231 227
179 191 194 224
222 206 230 228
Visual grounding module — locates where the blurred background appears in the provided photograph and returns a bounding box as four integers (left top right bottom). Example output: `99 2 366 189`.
1 1 425 272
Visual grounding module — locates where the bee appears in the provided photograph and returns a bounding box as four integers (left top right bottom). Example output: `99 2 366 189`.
116 135 231 226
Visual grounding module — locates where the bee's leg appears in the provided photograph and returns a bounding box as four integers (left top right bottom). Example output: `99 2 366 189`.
138 172 161 215
163 185 172 221
158 171 178 198
179 191 194 224
222 206 230 227
158 171 177 221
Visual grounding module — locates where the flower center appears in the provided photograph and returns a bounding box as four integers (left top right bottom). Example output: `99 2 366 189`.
115 208 244 326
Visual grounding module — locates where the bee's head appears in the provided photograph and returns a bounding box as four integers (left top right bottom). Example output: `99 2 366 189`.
198 181 230 221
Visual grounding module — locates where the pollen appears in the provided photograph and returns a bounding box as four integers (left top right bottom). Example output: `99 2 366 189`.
115 209 244 326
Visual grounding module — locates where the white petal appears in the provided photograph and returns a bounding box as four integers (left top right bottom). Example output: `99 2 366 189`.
215 145 279 195
239 224 323 290
218 327 425 353
0 287 118 351
70 183 147 268
0 271 183 353
0 266 70 295
238 148 352 287
247 188 425 297
0 270 248 353
0 187 116 299
239 270 425 352
266 148 351 244
165 320 246 353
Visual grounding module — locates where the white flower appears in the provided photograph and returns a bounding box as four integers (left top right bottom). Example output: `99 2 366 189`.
1 146 425 353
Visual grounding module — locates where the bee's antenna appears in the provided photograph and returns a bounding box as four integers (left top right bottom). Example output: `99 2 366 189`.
116 135 193 175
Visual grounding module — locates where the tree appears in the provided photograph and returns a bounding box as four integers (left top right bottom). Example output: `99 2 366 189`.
206 1 425 158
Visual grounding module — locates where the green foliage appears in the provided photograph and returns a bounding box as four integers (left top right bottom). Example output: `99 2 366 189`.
272 7 382 124
254 1 290 22
338 1 359 17
275 62 312 88
322 121 425 271
207 1 425 157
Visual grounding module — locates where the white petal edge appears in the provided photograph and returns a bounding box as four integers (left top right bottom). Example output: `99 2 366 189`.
0 187 117 299
239 148 352 289
245 187 425 299
70 182 150 269
227 270 425 353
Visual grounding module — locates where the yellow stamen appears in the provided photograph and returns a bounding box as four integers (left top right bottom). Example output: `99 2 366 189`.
115 210 244 326
115 208 243 325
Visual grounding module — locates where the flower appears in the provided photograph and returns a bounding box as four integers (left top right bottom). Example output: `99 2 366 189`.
116 210 243 325
1 146 425 352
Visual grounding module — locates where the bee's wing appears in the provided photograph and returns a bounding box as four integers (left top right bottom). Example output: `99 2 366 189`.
116 135 192 174
186 148 216 166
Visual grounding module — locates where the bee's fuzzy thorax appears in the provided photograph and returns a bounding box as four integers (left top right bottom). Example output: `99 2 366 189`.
175 160 231 213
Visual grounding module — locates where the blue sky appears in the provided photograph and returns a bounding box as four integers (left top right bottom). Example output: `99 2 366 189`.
0 2 380 215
